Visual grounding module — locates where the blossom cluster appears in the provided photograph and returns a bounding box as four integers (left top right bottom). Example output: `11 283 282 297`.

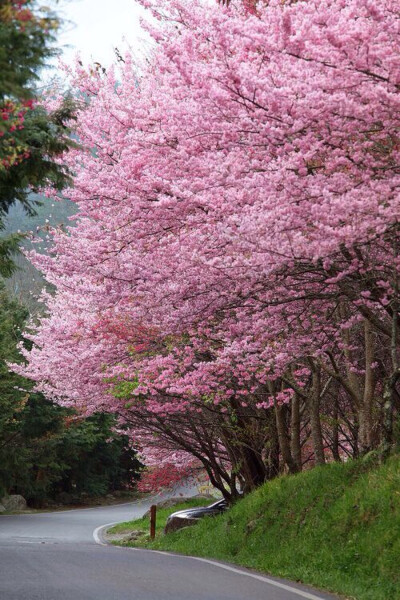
17 0 400 492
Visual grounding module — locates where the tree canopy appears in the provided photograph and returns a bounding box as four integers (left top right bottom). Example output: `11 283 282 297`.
16 0 400 497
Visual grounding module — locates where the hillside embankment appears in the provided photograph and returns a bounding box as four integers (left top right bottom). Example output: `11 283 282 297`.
110 455 400 600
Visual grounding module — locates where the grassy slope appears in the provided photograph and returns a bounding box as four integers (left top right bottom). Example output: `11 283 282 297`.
110 455 400 600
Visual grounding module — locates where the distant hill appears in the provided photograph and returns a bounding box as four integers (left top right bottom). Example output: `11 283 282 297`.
3 193 76 234
2 195 76 313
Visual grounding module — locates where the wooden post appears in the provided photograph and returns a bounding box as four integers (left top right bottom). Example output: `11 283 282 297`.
150 504 156 539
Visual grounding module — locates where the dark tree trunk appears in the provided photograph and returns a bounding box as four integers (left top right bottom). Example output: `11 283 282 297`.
309 365 326 466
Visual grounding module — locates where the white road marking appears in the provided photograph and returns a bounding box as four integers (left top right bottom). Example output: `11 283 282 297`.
94 526 331 600
93 522 120 546
175 554 329 600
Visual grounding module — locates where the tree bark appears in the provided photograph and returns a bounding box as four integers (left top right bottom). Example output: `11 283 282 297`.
274 400 299 474
290 392 302 471
359 318 375 454
381 234 400 460
309 363 326 465
331 384 341 462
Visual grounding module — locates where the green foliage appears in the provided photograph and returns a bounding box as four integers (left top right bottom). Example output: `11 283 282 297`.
2 395 143 507
0 99 77 215
7 400 142 506
115 456 400 600
0 0 76 261
0 283 142 505
52 412 142 502
0 1 58 103
0 280 30 496
3 393 69 503
0 232 24 277
110 378 139 399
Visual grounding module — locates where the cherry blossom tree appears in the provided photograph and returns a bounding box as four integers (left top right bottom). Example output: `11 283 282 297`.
16 0 400 491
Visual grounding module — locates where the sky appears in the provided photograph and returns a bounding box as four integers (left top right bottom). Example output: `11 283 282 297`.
55 0 150 69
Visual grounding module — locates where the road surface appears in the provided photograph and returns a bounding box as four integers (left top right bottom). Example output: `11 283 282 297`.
0 487 338 600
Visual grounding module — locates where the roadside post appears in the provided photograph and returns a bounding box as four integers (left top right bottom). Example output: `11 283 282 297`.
150 505 156 539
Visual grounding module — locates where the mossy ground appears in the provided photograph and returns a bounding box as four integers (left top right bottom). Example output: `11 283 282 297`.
109 455 400 600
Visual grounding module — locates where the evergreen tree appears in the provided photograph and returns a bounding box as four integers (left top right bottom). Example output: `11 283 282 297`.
0 281 30 496
0 0 76 276
0 283 142 505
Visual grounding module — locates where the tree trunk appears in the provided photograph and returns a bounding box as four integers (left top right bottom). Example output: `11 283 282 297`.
274 400 298 474
359 318 375 454
381 234 400 460
263 412 280 478
309 364 326 465
290 392 302 471
239 445 268 492
331 386 341 462
381 375 397 460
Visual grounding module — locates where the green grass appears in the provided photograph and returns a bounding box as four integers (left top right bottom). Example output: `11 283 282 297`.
109 455 400 600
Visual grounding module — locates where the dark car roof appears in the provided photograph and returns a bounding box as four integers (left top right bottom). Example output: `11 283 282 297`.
167 498 227 520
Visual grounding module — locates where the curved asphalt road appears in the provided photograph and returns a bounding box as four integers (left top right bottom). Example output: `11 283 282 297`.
0 486 338 600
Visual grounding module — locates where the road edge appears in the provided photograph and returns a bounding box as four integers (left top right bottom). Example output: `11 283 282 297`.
93 522 120 546
94 523 339 600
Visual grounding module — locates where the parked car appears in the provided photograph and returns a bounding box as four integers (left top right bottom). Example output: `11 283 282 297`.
165 498 228 533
